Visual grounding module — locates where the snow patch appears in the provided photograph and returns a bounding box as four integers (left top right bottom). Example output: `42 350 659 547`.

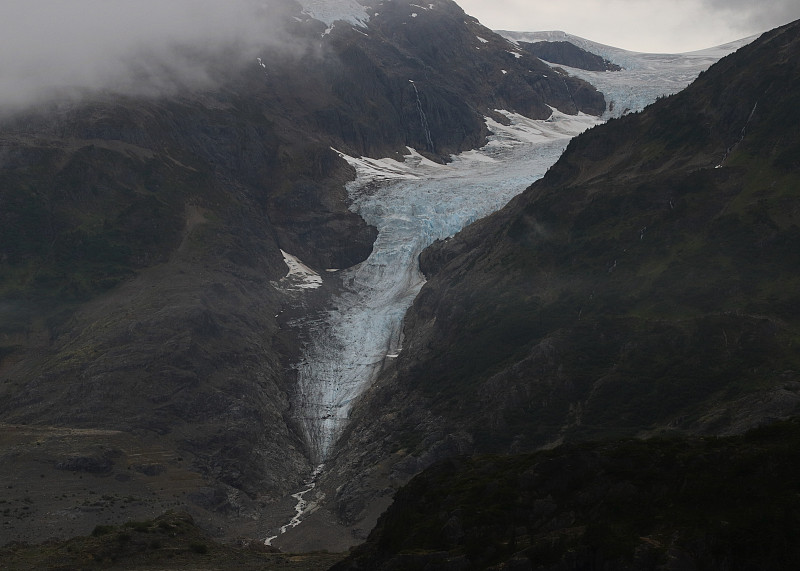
484 108 598 148
476 36 488 43
276 250 322 291
331 146 442 182
296 0 369 27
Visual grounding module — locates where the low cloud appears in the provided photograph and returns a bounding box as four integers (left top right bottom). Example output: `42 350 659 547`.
0 0 300 112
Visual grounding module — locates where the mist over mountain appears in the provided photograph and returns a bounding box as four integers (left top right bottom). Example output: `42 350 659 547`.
0 0 303 111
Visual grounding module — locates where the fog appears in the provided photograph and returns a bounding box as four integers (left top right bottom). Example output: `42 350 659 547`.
0 0 300 112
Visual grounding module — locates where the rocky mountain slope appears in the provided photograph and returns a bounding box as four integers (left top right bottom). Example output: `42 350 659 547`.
321 17 800 544
0 0 609 546
516 40 622 71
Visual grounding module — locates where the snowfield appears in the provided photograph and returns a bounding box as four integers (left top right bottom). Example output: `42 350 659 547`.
276 250 323 291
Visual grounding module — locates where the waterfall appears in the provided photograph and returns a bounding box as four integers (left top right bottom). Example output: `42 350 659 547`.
559 74 578 113
717 100 758 168
409 80 434 152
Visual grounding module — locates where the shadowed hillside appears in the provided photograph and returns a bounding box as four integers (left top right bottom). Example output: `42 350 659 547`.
334 420 800 570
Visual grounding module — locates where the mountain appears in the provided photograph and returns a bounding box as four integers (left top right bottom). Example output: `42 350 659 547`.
0 0 610 547
1 0 791 560
319 16 800 550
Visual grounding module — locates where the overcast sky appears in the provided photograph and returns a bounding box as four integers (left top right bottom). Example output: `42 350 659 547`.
459 0 800 52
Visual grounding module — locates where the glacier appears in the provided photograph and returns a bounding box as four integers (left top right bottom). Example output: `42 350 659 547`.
292 109 601 463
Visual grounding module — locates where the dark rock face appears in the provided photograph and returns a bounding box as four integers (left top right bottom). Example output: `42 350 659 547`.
519 40 622 71
324 19 800 531
0 95 340 512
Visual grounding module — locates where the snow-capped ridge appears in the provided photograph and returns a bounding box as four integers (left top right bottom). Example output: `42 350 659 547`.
497 30 755 118
499 30 755 60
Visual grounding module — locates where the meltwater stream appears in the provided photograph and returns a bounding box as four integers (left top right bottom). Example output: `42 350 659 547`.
293 109 601 464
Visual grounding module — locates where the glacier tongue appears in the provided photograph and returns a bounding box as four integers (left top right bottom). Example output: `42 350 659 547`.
293 109 601 463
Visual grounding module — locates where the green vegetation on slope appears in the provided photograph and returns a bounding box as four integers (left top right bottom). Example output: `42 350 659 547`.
335 419 800 570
